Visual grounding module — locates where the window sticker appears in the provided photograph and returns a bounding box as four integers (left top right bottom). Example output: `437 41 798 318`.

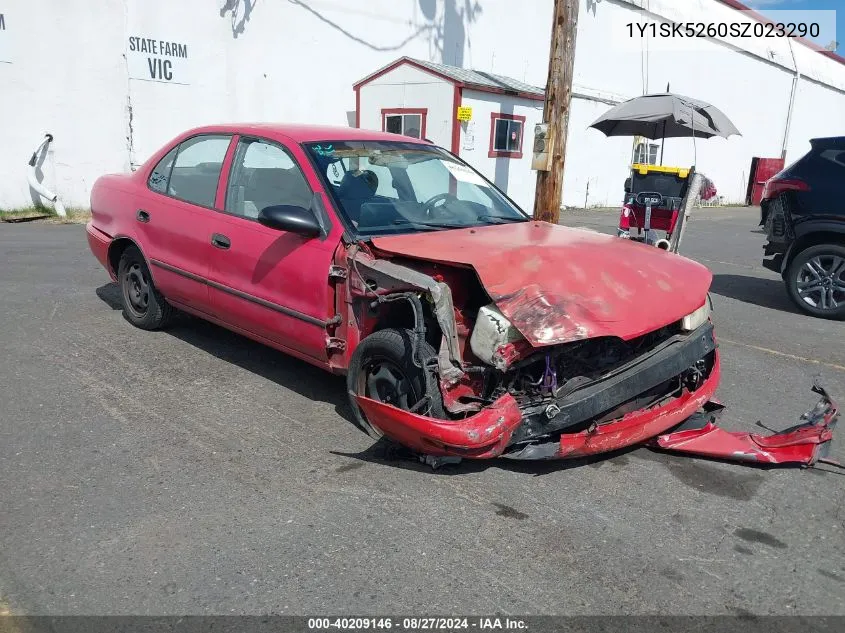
443 161 487 186
312 144 335 157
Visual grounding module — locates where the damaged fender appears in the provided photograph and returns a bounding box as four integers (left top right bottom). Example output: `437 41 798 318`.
355 393 523 459
653 382 839 466
349 251 464 384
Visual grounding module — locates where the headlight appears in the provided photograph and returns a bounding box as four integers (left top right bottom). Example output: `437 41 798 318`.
470 304 525 369
681 301 710 332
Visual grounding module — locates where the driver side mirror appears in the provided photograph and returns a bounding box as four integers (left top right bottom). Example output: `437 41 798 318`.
257 205 322 238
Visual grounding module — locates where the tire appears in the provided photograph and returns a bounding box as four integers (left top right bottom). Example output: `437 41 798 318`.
785 243 845 320
117 245 174 330
347 328 446 439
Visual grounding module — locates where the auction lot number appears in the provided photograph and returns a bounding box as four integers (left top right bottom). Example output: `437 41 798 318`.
309 618 473 630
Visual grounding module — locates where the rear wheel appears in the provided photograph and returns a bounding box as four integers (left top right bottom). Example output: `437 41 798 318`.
786 244 845 320
117 245 174 330
347 328 445 439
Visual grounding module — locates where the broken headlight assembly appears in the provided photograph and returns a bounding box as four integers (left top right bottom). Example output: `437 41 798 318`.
469 304 525 368
681 300 711 332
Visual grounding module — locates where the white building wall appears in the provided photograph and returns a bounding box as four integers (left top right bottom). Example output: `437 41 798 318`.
564 98 634 209
358 65 455 149
786 77 845 166
0 0 553 210
457 90 543 212
0 0 128 210
574 0 793 205
2 0 845 212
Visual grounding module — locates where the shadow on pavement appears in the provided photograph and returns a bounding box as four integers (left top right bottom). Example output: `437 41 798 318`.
96 282 355 422
332 439 652 477
709 273 800 314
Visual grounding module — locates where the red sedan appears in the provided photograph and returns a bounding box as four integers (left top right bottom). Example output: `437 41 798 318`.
85 124 835 466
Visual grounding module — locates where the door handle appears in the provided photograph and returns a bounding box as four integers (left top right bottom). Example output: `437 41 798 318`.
136 209 150 223
211 233 231 249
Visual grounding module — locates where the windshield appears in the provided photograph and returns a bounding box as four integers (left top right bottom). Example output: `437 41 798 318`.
304 141 529 237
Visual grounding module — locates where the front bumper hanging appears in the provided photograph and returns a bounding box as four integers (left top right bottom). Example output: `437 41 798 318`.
358 380 839 470
651 381 839 467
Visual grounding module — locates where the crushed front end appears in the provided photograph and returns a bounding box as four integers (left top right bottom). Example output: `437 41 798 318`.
354 270 720 460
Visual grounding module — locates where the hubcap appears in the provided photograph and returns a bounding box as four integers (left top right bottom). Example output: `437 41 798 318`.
363 359 418 410
124 263 150 315
797 255 845 311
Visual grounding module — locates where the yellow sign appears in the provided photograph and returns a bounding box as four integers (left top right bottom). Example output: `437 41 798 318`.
456 106 473 121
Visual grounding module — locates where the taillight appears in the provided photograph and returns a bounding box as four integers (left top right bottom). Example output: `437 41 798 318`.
618 204 633 230
762 177 810 200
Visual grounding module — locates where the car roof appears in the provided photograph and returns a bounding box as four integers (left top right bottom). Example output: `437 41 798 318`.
180 123 432 145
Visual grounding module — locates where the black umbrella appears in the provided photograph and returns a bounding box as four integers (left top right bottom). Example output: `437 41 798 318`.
590 93 740 140
590 92 740 165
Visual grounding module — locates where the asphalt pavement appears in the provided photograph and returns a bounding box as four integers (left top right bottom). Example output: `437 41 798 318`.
0 208 843 616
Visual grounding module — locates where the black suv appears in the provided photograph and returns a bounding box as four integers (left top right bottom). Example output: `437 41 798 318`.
762 136 845 320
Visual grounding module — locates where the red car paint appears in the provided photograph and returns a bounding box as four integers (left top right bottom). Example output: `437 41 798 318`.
88 123 733 463
654 384 839 466
357 393 524 459
372 222 711 346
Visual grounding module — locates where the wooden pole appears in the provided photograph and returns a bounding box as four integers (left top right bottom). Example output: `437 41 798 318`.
533 0 579 223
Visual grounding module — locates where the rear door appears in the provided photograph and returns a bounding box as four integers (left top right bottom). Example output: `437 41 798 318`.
205 136 339 363
137 134 233 312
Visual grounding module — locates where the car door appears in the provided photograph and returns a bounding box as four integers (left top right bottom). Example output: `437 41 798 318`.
206 136 339 364
137 134 233 313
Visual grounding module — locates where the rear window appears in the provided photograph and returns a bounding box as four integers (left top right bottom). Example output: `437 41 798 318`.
820 149 845 170
780 145 845 181
160 135 232 208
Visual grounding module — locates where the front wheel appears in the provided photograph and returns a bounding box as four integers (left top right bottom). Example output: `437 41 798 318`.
347 328 445 439
785 244 845 320
117 245 174 330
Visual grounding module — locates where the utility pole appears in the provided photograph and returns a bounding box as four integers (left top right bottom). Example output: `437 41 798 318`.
533 0 579 223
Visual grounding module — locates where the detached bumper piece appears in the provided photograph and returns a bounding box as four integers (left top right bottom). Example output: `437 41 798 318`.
652 382 840 467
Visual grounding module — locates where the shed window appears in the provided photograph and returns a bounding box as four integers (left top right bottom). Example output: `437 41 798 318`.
489 114 526 159
382 109 427 139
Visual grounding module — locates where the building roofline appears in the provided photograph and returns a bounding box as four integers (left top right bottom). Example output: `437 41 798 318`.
353 57 454 90
716 0 845 66
353 57 545 102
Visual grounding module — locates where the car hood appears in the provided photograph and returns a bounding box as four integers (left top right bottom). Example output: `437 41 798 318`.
371 221 712 347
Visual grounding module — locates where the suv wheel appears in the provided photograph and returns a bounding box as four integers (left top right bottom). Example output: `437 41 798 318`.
786 244 845 320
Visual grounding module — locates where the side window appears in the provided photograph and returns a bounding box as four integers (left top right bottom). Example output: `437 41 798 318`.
382 110 426 139
167 135 231 208
225 139 313 219
147 147 178 193
490 114 525 158
820 149 845 172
